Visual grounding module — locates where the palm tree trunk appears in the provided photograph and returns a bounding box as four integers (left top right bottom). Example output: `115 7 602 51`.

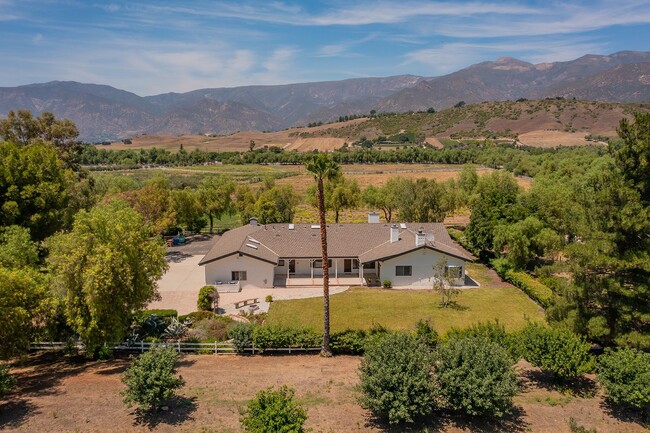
317 178 332 357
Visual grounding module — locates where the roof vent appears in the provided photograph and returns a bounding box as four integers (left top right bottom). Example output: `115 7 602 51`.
368 212 380 224
245 243 258 249
311 224 320 229
400 223 407 229
288 223 295 230
249 217 258 226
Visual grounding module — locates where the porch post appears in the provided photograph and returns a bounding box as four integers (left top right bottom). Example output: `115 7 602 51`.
310 259 313 279
359 259 363 281
335 259 338 279
287 260 290 280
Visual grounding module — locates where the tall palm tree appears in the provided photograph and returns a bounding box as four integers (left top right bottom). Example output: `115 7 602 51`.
306 154 340 357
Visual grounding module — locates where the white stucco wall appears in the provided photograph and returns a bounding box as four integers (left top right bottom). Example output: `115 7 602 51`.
204 254 275 289
380 248 465 287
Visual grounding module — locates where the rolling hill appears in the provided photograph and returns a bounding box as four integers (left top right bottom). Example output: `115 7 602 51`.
1 51 649 141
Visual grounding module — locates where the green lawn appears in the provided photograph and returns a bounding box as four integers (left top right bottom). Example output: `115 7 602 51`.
266 264 545 334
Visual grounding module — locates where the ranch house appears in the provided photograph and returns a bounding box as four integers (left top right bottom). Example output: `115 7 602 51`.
198 214 473 290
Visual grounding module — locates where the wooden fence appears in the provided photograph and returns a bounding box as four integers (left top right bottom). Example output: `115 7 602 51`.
29 341 321 355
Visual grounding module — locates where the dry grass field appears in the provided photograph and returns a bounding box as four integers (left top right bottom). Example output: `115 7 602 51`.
1 354 646 433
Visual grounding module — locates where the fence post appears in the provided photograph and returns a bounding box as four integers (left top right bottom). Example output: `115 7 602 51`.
141 341 144 353
177 341 180 353
214 341 217 355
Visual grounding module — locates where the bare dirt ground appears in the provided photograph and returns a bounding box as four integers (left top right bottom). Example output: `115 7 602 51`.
517 130 591 148
1 354 646 433
103 119 367 152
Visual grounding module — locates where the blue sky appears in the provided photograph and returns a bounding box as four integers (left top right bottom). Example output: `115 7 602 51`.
0 0 648 95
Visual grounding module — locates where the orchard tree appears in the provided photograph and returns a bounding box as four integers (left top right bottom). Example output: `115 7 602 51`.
361 178 402 222
198 176 235 233
171 188 205 232
123 176 176 235
46 200 167 355
0 225 39 269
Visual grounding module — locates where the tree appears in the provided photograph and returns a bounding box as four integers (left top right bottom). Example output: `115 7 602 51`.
466 171 522 253
123 176 176 235
306 154 340 357
516 323 594 382
359 332 438 424
0 110 80 168
493 216 562 269
361 179 401 222
256 185 299 224
197 285 219 311
613 112 650 203
0 141 73 241
46 200 168 354
431 259 459 307
0 364 15 397
240 385 308 433
308 176 360 223
198 176 235 233
597 347 650 412
0 225 39 269
396 178 449 222
0 266 53 358
437 337 518 418
171 188 205 232
121 346 185 411
249 140 256 152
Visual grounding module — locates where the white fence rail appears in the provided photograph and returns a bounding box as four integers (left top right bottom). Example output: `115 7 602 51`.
29 341 321 355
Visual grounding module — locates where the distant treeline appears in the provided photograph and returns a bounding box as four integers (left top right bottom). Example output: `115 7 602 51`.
80 143 607 178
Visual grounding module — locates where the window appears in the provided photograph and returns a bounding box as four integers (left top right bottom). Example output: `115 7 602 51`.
395 265 412 276
278 259 285 267
446 266 462 279
231 271 247 281
313 259 332 268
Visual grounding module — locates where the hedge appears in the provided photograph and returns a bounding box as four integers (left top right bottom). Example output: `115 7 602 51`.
137 309 178 319
252 326 321 351
491 260 554 308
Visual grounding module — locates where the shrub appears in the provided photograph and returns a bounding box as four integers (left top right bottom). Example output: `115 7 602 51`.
198 285 218 311
178 311 218 324
359 332 438 424
121 346 185 410
253 326 321 351
240 385 308 433
0 364 16 397
330 329 367 355
382 280 392 288
265 295 273 303
491 262 554 308
437 337 518 417
444 321 514 357
186 316 234 342
415 320 439 348
517 323 595 381
597 347 650 411
229 322 254 353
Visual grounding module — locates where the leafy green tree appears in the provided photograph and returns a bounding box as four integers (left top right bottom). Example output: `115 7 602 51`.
0 110 80 168
466 171 522 253
0 225 39 268
256 185 299 224
308 176 360 223
361 180 401 223
612 112 650 203
437 337 518 418
597 347 650 412
359 332 438 424
171 187 205 232
516 323 594 382
0 141 72 240
493 216 562 269
306 154 340 357
121 346 185 411
458 164 478 196
234 184 257 225
0 266 53 359
240 385 308 433
394 178 449 223
123 176 176 235
46 200 167 354
198 176 235 233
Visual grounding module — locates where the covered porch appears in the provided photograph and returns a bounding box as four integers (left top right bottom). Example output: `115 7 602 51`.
273 257 378 287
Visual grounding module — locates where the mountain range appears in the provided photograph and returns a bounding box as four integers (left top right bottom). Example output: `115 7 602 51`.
1 51 649 141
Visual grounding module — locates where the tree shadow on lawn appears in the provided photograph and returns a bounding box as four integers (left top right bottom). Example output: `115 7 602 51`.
599 399 649 429
131 395 198 429
0 398 38 429
520 368 598 398
364 406 529 433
